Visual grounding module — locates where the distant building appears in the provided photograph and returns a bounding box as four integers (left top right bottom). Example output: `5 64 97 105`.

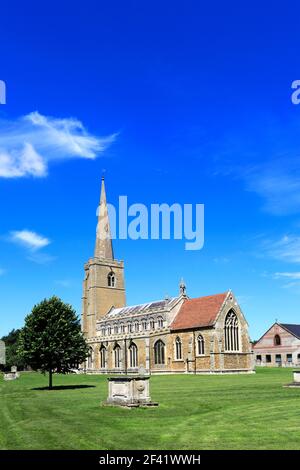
253 323 300 367
81 178 253 374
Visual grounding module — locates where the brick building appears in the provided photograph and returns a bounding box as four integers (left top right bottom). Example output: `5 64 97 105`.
253 323 300 367
81 178 253 374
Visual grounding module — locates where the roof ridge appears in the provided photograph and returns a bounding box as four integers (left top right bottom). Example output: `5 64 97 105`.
185 291 228 302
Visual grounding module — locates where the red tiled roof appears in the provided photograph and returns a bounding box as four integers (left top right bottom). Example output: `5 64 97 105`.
170 292 228 331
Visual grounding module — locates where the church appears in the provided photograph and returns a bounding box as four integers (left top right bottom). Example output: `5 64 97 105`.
81 179 253 374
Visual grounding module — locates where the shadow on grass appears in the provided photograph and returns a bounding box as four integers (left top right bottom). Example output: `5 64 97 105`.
32 385 96 391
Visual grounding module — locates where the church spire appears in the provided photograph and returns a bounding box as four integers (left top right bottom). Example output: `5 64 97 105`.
94 177 114 260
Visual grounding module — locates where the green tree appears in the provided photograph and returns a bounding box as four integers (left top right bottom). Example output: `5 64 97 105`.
18 296 89 389
1 329 26 371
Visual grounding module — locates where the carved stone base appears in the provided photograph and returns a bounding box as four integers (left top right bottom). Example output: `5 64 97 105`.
104 376 158 407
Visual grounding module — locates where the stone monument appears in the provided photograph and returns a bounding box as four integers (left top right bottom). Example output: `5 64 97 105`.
284 370 300 388
4 366 20 381
105 365 158 407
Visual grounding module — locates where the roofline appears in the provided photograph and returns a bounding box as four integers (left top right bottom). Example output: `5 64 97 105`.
212 290 231 326
279 323 300 340
254 322 278 346
253 322 300 346
99 295 186 323
170 290 229 331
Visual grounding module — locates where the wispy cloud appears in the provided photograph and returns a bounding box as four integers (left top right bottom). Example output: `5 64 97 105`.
263 235 300 264
211 117 300 216
273 271 300 290
242 160 300 216
274 272 300 280
0 111 116 178
9 230 51 251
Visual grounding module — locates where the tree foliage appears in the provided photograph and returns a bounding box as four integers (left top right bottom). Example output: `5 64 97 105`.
18 296 89 388
1 329 26 371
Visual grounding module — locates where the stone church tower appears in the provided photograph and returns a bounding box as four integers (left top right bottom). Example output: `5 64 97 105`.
81 178 126 339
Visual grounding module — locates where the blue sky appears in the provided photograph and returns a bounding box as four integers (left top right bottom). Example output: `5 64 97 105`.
1 1 300 339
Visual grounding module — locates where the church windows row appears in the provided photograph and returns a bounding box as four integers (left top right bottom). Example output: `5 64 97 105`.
100 316 165 336
95 342 139 369
174 335 205 360
96 340 168 368
88 310 240 368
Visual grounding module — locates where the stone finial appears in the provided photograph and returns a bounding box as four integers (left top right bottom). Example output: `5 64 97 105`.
179 278 187 296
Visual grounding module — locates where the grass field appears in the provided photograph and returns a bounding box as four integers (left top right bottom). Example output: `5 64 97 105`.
0 367 300 450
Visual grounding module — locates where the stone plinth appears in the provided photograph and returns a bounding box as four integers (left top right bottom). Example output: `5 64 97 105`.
293 370 300 383
106 376 158 407
284 370 300 388
3 366 19 381
4 372 20 381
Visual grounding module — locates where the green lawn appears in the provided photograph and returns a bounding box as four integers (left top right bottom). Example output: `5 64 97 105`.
0 368 300 450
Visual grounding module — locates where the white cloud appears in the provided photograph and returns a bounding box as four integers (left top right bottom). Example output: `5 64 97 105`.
263 235 300 264
243 163 300 216
0 143 47 178
9 230 51 251
0 111 116 178
210 117 300 216
274 272 300 280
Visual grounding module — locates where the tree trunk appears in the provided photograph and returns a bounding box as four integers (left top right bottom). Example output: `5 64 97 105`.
49 368 53 390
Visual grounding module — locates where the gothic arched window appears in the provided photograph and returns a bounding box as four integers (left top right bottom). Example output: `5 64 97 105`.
142 319 147 331
175 337 182 360
134 321 139 332
154 340 165 365
87 347 94 368
114 343 121 368
157 317 164 329
100 345 106 368
129 342 138 367
120 323 125 334
274 334 281 346
224 311 239 352
114 323 118 334
150 318 155 330
197 334 205 355
108 272 115 287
